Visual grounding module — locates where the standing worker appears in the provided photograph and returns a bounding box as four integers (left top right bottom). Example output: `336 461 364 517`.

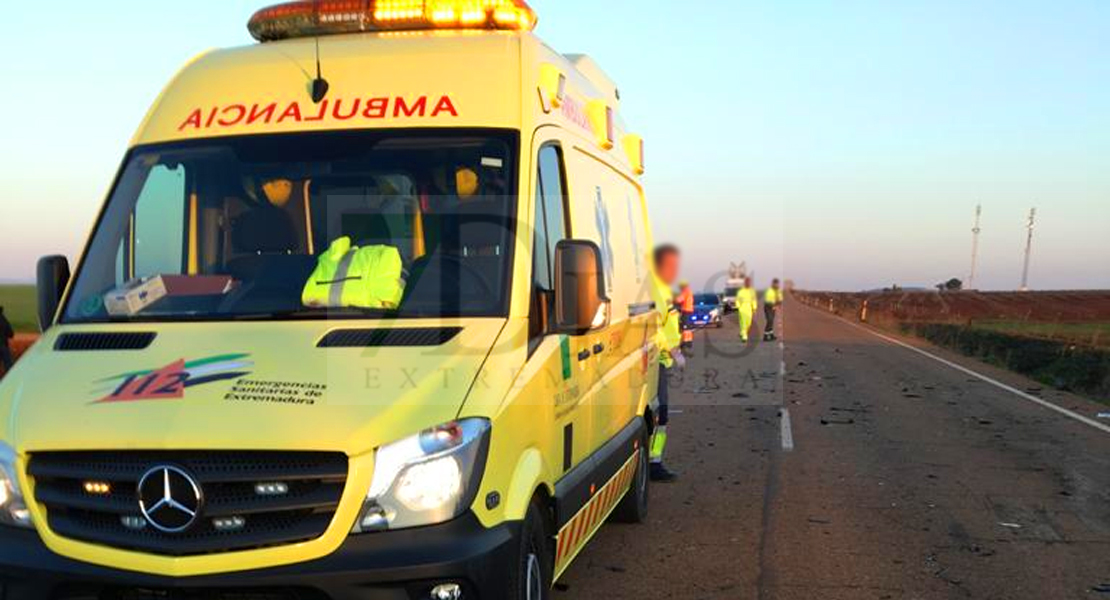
0 307 14 375
649 245 685 483
676 280 695 352
763 278 783 341
735 277 758 343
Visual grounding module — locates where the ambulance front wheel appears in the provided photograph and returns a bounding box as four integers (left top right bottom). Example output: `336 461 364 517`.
611 429 650 523
508 498 553 600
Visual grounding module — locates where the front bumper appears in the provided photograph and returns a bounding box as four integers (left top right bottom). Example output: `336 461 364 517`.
0 513 519 600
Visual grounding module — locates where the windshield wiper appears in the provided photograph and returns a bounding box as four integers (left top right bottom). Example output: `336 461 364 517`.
232 308 402 321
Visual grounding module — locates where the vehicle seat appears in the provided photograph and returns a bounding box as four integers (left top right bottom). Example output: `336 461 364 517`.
225 206 316 311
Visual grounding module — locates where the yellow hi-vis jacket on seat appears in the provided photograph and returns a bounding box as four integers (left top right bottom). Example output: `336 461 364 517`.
302 237 405 309
735 287 758 314
764 287 781 306
650 274 682 368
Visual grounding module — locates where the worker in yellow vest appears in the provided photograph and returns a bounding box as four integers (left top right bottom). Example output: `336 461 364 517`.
649 244 685 483
735 277 758 343
763 278 783 341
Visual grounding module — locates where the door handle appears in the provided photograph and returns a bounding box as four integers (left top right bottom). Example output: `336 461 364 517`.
578 349 592 362
593 343 605 355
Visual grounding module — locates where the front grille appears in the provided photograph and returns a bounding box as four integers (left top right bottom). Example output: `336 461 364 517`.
27 451 348 556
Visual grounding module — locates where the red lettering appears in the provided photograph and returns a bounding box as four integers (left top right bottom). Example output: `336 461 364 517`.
431 95 459 117
98 360 187 403
332 98 361 120
305 99 329 122
247 103 277 125
277 102 303 123
561 97 591 131
179 109 203 131
183 96 459 130
217 104 247 127
364 97 389 119
394 96 428 118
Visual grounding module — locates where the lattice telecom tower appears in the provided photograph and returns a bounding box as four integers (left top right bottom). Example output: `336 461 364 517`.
969 204 982 289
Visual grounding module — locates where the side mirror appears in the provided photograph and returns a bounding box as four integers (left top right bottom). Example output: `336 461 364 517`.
553 240 611 335
36 255 71 332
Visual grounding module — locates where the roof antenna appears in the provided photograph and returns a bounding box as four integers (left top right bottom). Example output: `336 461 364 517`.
310 1 329 103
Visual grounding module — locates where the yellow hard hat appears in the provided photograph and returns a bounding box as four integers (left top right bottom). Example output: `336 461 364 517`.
262 179 294 207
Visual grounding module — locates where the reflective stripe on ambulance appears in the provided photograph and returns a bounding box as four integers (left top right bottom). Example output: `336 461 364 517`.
553 450 640 578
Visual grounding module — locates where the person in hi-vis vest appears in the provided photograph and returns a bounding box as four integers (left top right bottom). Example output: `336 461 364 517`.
649 245 686 483
763 278 783 341
735 277 758 343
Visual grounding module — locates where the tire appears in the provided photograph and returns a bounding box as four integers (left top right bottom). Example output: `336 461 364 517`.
506 498 554 600
611 429 650 523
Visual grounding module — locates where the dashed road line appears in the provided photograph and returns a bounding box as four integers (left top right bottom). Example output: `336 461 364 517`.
779 408 794 451
839 318 1110 436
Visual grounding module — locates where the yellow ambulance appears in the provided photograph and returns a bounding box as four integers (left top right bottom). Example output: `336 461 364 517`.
0 2 661 598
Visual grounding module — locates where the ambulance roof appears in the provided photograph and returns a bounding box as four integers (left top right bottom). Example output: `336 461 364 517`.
131 4 642 175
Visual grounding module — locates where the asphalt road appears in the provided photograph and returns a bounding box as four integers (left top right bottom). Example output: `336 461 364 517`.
559 297 1110 599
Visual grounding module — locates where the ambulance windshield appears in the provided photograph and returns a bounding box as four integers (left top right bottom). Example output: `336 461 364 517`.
63 130 519 323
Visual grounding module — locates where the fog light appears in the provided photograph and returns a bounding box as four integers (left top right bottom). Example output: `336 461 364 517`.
121 515 147 530
254 482 289 496
212 516 246 531
83 481 111 495
430 583 463 600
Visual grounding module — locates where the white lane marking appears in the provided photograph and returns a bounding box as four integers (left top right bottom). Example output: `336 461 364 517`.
840 319 1110 436
780 408 795 451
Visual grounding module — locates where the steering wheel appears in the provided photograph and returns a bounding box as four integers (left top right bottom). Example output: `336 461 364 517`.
416 254 496 301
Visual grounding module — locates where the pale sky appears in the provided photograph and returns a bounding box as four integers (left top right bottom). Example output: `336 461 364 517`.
1 0 1107 291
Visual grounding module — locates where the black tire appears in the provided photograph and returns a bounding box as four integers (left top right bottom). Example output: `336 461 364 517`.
506 498 554 600
611 429 650 523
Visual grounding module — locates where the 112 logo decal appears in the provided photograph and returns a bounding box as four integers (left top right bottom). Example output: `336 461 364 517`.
96 354 254 403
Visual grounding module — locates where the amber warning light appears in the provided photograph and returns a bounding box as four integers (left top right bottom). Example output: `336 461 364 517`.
249 0 538 42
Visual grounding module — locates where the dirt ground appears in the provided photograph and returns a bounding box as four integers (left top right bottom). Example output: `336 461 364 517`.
796 290 1110 324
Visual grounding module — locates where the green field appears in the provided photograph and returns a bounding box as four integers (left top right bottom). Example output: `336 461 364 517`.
970 320 1110 349
0 285 38 333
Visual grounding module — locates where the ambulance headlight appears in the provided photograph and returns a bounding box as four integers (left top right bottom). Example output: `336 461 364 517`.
354 419 490 533
0 443 33 529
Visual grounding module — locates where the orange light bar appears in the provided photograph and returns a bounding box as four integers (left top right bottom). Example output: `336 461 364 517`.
249 0 537 42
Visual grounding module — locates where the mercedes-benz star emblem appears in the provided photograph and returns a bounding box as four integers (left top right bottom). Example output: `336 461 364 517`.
137 465 203 533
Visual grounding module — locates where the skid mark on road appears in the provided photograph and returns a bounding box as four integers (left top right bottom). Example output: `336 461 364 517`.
837 317 1110 436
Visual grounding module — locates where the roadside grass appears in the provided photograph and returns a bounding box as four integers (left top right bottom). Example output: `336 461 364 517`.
0 285 38 333
969 320 1110 349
